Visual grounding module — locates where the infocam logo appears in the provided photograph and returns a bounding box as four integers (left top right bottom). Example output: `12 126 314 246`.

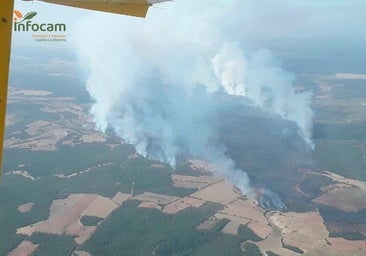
14 10 66 32
13 10 67 42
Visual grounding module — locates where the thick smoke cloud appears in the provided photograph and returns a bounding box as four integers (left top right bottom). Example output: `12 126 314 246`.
72 0 313 195
212 43 314 148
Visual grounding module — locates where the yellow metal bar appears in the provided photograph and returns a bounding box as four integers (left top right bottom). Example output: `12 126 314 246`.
0 0 14 178
40 0 150 17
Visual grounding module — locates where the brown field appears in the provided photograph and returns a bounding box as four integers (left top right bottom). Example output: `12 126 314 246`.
270 211 328 252
79 133 106 143
82 196 119 218
220 199 267 223
36 194 98 235
18 203 34 213
322 171 366 191
162 197 205 214
247 221 272 239
17 194 119 244
17 221 43 236
213 198 271 237
133 192 180 206
25 121 53 136
190 177 274 238
49 194 87 218
112 192 131 205
5 89 118 152
313 187 366 212
171 174 222 189
222 221 243 235
305 238 366 256
138 201 162 211
5 120 69 151
191 180 241 205
255 206 366 256
8 241 38 256
255 213 303 256
256 230 297 256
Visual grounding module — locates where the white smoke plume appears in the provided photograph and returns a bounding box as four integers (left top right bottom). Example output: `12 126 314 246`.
72 0 314 195
212 43 314 148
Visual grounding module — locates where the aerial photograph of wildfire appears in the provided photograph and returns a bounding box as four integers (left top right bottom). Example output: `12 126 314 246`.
1 0 366 255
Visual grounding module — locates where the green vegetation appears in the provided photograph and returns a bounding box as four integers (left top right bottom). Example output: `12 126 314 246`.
81 200 223 255
2 143 135 177
192 234 246 256
0 233 24 256
155 219 229 255
154 222 264 256
80 216 103 226
155 229 217 255
31 233 76 256
313 139 366 182
242 242 262 256
152 186 196 197
81 198 266 256
9 51 89 102
282 240 304 254
266 251 280 256
238 225 263 242
0 141 184 255
0 175 55 255
329 231 366 241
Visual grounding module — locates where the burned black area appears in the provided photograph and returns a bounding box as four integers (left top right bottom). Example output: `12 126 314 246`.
298 174 334 199
317 204 366 225
216 97 313 212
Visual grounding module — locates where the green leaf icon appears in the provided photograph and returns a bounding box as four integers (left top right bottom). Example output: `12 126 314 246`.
16 11 37 24
22 11 37 21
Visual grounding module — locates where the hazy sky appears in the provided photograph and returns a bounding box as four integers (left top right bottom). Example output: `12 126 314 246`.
12 0 366 57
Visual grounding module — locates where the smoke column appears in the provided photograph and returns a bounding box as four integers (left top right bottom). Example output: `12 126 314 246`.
72 0 314 195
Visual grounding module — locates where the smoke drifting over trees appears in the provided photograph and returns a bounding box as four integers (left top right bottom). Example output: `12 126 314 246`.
72 0 314 194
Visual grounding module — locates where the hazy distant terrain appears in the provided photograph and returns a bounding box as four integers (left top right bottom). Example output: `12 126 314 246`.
1 48 366 256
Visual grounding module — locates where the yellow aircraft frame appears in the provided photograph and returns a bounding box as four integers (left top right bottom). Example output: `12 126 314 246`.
40 0 151 17
0 0 14 175
0 0 169 178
